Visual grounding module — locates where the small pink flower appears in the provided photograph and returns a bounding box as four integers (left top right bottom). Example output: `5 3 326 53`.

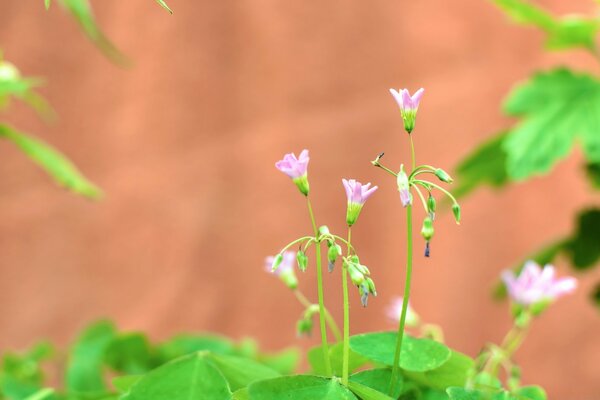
389 88 424 133
342 179 378 226
275 150 309 179
386 297 419 327
502 261 577 306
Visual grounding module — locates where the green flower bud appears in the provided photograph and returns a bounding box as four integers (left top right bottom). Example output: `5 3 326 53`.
427 194 436 220
327 244 342 273
271 253 283 272
296 250 308 272
296 316 313 337
452 203 461 225
319 225 330 237
421 216 434 241
347 263 365 286
434 168 453 183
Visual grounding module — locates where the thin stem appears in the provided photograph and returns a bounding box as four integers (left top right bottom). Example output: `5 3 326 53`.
328 234 357 253
372 161 398 178
306 198 332 376
412 184 429 213
409 134 416 171
414 179 458 204
341 227 352 386
390 204 413 395
279 236 313 254
294 290 341 342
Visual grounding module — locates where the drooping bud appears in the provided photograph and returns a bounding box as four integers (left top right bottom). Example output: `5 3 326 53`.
396 165 412 207
271 253 284 272
318 225 330 237
347 262 365 286
359 278 377 307
434 168 453 183
296 317 313 337
275 150 310 196
296 250 308 272
327 244 342 273
452 203 461 225
427 194 436 220
420 216 434 241
266 252 298 289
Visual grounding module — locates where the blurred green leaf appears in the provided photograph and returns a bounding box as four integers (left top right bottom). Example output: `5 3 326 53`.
66 320 117 396
255 347 300 375
492 0 600 51
503 68 600 179
404 351 474 391
308 342 368 376
58 0 128 65
111 375 142 393
0 60 54 121
44 0 51 10
514 386 547 400
23 388 54 400
155 0 173 14
0 124 103 199
585 162 600 189
564 208 600 270
454 131 509 197
104 334 157 374
0 342 54 400
156 334 235 361
248 375 357 400
207 353 280 392
592 283 600 309
349 369 402 399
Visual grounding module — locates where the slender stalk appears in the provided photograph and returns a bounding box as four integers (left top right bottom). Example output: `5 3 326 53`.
389 204 413 395
294 290 341 342
409 134 416 170
372 162 398 178
341 227 352 386
414 179 458 204
306 198 332 376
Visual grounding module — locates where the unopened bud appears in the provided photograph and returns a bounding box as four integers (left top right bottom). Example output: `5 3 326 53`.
421 216 434 241
296 317 313 337
452 203 461 225
434 168 453 183
271 253 283 272
397 165 412 207
318 225 330 237
427 194 436 220
296 250 308 272
347 263 365 286
327 244 341 273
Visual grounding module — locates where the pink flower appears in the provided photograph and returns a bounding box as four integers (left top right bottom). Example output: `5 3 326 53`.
342 179 378 226
502 261 577 306
389 88 425 133
275 150 310 196
386 297 420 327
275 150 309 179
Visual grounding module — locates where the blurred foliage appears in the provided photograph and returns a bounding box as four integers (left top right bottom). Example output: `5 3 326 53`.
456 1 600 308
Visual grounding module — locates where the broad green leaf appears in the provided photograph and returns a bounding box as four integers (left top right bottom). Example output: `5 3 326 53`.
564 209 600 269
155 0 173 14
308 343 368 376
156 334 235 361
585 162 600 189
492 0 600 51
121 353 232 400
104 334 156 374
447 387 481 400
422 389 451 400
0 124 102 199
248 375 357 400
59 0 128 65
111 375 142 393
349 332 451 372
255 348 300 375
405 351 474 391
207 353 280 392
503 69 600 179
1 342 54 399
514 386 546 400
347 381 394 400
454 131 509 197
349 369 402 399
232 388 250 400
65 320 117 395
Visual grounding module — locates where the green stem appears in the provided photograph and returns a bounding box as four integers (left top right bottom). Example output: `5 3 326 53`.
390 204 413 395
294 290 341 342
409 134 416 171
372 161 398 178
341 227 352 386
414 179 458 204
307 198 332 376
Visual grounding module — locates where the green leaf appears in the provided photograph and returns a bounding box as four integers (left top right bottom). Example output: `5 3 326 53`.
155 0 173 14
503 68 600 179
232 388 250 400
0 124 102 199
207 353 280 392
111 375 142 393
349 369 402 399
592 282 600 310
23 388 54 400
0 60 54 120
121 353 232 400
454 131 509 197
585 162 600 189
492 0 600 51
564 208 600 269
248 375 357 400
59 0 128 65
0 342 54 399
514 386 547 400
405 351 474 391
65 320 117 395
347 381 394 400
255 348 300 375
308 343 368 376
104 334 156 374
349 332 451 372
156 334 235 361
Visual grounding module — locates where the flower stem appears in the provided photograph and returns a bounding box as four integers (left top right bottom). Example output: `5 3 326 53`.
390 204 413 395
307 198 332 376
341 227 352 386
409 134 416 171
294 290 341 342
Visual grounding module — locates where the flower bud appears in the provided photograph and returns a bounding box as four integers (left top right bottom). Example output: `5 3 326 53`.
434 168 453 183
319 225 330 237
452 203 461 225
347 263 365 286
396 165 412 207
327 244 342 273
271 253 283 272
420 216 434 241
296 250 308 272
359 278 377 307
296 316 313 337
427 194 436 220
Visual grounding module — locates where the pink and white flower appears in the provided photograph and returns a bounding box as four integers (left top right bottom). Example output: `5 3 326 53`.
342 179 378 226
275 150 310 196
389 88 425 134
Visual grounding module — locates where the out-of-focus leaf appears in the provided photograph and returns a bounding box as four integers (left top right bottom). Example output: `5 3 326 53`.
58 0 128 65
104 334 157 374
155 0 173 14
585 163 600 189
44 0 51 10
0 342 54 400
111 375 142 393
156 334 235 362
349 369 402 399
492 0 600 51
65 321 117 396
503 68 600 179
23 388 54 400
564 209 600 270
255 347 300 375
454 131 509 197
592 283 600 310
0 124 102 199
0 60 54 121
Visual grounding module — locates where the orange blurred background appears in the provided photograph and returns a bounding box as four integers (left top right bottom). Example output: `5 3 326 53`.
0 1 599 398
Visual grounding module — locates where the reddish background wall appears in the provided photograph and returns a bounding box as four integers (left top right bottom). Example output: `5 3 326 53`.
0 1 599 398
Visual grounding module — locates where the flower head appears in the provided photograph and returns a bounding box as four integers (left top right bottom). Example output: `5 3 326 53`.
389 88 424 134
396 165 411 207
275 150 310 196
265 251 298 289
502 261 577 306
342 179 378 226
386 297 420 327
